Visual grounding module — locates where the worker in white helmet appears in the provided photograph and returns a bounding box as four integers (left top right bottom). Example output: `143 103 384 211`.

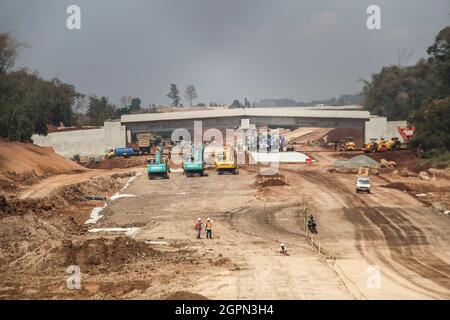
279 243 288 255
195 218 202 239
205 217 213 239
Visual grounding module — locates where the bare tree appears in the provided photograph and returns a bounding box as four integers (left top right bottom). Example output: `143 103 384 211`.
0 33 26 73
184 84 198 107
119 95 133 109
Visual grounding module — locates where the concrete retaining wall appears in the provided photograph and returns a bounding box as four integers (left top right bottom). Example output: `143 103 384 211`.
32 121 126 159
365 117 408 143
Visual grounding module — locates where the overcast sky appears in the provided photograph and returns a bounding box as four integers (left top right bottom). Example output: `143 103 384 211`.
0 0 449 105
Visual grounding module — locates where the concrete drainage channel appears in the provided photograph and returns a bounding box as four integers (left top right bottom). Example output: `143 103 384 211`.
85 174 141 236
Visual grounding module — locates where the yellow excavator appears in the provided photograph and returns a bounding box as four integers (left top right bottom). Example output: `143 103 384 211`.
215 145 239 175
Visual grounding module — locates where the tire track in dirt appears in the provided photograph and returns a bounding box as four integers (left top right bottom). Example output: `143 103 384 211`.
227 203 352 299
296 170 450 298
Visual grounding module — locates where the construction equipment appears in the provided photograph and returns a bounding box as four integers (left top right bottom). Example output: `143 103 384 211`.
114 147 137 158
362 139 379 153
137 132 161 154
147 146 169 180
104 149 115 159
215 145 239 175
375 137 401 152
397 126 416 150
340 137 357 151
363 137 401 153
183 144 207 177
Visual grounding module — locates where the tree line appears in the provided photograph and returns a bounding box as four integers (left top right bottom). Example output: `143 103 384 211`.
0 33 208 141
362 26 450 156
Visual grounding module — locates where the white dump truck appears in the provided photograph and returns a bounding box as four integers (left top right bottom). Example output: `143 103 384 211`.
356 167 371 193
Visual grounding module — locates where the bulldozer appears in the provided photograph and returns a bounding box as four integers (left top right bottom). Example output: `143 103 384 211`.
376 137 401 152
362 139 378 153
215 145 239 175
363 137 401 153
340 137 357 151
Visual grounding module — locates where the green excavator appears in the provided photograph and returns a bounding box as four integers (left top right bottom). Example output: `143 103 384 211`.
147 145 169 180
183 144 207 177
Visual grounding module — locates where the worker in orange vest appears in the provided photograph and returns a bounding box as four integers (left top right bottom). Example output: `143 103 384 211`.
205 217 213 239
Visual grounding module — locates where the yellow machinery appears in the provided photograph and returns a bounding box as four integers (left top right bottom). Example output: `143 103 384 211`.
362 139 378 153
376 138 400 152
363 137 401 153
104 149 115 159
340 137 357 151
215 145 239 175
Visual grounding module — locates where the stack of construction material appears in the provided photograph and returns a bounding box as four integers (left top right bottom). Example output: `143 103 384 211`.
334 155 380 168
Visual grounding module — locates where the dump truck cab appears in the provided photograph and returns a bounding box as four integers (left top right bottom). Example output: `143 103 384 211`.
356 167 371 193
356 177 371 193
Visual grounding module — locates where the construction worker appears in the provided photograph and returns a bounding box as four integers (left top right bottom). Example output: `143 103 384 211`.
279 243 288 255
205 217 213 239
195 218 202 239
308 215 317 234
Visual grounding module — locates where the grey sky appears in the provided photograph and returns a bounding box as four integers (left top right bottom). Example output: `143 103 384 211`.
1 0 449 105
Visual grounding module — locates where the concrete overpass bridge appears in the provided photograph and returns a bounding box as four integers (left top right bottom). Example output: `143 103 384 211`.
121 107 371 138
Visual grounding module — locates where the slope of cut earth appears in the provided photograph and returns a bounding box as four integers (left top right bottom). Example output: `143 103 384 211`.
18 168 142 200
0 139 84 176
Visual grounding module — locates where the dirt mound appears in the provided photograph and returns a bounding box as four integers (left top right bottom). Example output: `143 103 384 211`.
0 139 85 176
0 174 129 217
163 291 208 300
84 156 147 170
62 237 160 270
256 178 287 187
381 182 412 192
334 155 380 168
326 128 364 147
367 150 421 171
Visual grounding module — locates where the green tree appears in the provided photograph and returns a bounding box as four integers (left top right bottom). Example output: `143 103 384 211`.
129 97 142 112
167 83 180 107
362 26 450 120
427 26 450 97
230 99 242 108
410 98 450 154
87 96 116 126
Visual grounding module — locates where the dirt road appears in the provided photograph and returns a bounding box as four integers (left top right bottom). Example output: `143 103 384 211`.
2 151 449 299
280 165 450 299
97 170 353 299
